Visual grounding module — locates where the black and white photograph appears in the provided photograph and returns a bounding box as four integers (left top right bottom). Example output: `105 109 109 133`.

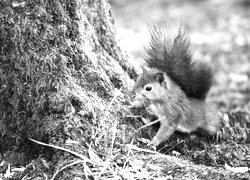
0 0 250 179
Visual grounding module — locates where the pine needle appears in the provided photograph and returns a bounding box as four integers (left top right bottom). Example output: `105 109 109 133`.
136 116 166 131
29 138 96 164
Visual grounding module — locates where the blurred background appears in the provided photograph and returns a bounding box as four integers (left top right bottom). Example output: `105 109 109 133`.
110 0 250 112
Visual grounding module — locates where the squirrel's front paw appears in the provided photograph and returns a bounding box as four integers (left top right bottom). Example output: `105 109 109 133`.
129 100 143 108
151 136 161 147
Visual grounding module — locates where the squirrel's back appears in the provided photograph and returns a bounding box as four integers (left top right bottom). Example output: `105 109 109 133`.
144 25 214 100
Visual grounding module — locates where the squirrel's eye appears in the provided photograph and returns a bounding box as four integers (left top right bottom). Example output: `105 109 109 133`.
145 86 152 91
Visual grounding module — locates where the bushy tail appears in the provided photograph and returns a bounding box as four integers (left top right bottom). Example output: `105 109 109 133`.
144 25 214 100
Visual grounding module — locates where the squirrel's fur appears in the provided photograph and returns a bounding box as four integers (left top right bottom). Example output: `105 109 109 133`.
131 25 221 146
145 25 213 100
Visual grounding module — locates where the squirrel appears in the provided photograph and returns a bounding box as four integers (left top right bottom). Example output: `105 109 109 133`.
130 25 221 147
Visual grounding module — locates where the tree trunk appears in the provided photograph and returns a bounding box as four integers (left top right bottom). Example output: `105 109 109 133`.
0 0 135 166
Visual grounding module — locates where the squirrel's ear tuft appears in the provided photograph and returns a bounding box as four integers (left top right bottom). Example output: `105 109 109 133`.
154 72 164 84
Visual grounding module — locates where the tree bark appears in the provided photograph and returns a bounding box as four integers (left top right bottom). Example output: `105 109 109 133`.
0 0 135 165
